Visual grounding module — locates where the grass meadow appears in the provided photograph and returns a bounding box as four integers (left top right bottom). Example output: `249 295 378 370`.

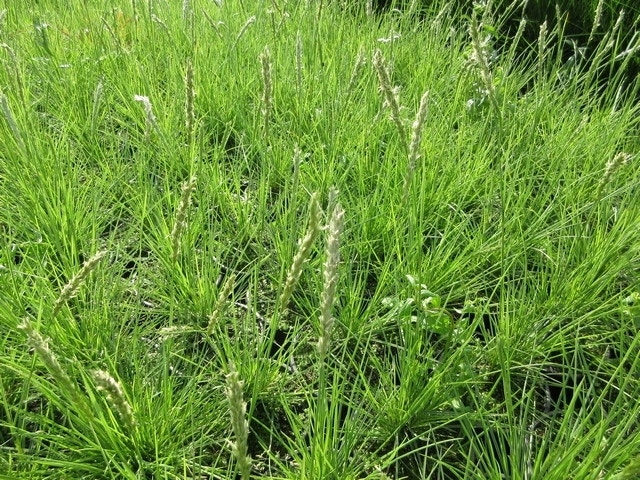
1 0 640 478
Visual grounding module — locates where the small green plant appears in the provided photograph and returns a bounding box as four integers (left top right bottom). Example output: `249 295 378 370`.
622 291 640 329
383 275 454 337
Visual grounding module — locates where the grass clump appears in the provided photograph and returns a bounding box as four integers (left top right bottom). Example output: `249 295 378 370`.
1 0 640 478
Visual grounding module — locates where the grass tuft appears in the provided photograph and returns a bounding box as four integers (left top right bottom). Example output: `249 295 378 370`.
1 1 639 478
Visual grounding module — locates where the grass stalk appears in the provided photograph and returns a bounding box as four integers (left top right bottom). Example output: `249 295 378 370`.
295 30 304 97
184 59 195 147
170 176 197 263
260 45 273 143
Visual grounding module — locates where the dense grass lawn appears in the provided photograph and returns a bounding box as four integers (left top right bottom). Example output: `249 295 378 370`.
1 0 640 478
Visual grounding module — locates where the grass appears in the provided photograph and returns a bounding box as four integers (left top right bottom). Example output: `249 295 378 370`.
1 0 640 478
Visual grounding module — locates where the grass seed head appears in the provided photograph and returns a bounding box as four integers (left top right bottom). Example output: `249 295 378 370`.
612 9 625 37
18 319 77 397
598 152 634 196
225 363 251 479
318 201 344 359
405 90 429 200
346 47 366 95
1 44 25 102
182 0 192 21
207 273 236 335
53 250 108 317
373 49 407 148
133 94 159 136
467 5 498 109
235 16 256 45
93 370 137 432
279 192 322 309
91 79 104 133
588 0 604 45
171 176 197 262
538 21 548 60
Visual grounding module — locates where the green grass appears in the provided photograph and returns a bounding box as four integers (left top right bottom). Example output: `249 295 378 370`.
1 0 640 478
